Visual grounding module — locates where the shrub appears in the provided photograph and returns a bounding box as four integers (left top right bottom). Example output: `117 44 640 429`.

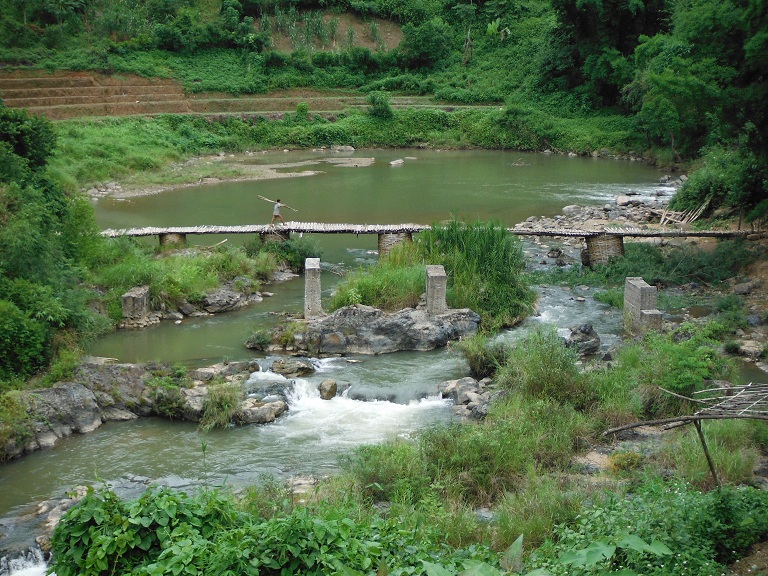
527 477 768 576
633 328 734 418
262 237 321 271
245 329 272 351
713 293 748 331
0 391 35 461
366 91 393 119
146 375 188 419
0 300 49 380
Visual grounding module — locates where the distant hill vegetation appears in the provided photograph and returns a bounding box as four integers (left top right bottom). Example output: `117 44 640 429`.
0 0 766 219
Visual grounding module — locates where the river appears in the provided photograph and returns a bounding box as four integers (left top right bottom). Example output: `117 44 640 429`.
1 149 672 574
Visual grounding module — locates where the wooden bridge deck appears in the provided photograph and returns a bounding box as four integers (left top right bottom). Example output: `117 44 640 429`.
100 222 752 239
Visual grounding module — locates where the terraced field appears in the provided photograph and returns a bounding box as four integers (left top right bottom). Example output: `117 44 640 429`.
0 70 495 120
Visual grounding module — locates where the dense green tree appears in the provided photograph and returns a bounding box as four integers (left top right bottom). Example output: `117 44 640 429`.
400 17 455 69
0 106 103 380
546 0 669 106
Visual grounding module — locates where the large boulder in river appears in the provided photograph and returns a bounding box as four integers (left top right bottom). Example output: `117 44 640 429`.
318 379 338 400
298 304 481 355
272 357 315 377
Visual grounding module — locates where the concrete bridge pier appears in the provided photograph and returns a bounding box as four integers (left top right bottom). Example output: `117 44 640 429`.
159 232 187 246
583 234 624 268
260 229 290 244
426 265 447 316
304 258 323 319
378 232 412 256
623 276 662 335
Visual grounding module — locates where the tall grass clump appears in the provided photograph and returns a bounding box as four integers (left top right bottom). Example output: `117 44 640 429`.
418 395 589 506
328 241 425 310
327 222 535 327
657 420 762 488
493 471 588 551
418 220 536 331
341 439 431 506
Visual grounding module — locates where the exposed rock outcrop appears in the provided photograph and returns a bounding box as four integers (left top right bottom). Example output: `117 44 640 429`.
1 359 281 462
291 304 481 355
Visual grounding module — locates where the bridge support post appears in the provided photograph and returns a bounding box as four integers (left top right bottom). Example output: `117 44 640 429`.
260 229 290 244
426 265 447 316
304 258 323 320
623 277 662 335
378 232 412 256
584 234 624 268
159 232 186 246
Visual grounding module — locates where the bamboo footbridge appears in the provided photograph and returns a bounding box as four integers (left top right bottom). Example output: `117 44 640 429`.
100 222 754 239
100 222 757 263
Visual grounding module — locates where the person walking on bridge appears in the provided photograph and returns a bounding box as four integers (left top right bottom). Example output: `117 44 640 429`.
258 194 297 226
271 198 285 225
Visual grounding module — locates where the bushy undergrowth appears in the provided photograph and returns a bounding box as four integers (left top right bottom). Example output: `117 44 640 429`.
85 237 298 322
527 479 768 575
0 391 35 461
532 240 757 289
49 484 500 576
454 333 511 380
658 420 762 489
496 326 595 410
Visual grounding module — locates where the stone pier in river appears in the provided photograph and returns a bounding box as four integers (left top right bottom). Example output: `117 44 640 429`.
304 258 323 319
623 277 662 335
426 265 447 316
